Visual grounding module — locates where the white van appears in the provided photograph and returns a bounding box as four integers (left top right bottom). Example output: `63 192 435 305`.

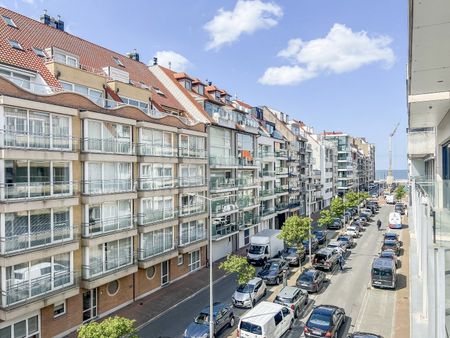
388 212 402 229
237 301 293 338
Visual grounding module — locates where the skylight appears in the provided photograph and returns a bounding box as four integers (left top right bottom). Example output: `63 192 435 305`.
113 56 124 67
32 47 46 58
153 87 165 96
8 39 23 51
2 15 17 28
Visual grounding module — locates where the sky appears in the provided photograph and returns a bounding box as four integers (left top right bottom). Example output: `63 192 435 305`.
4 0 408 170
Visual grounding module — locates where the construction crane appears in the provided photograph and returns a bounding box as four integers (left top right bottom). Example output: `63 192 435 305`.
386 121 400 187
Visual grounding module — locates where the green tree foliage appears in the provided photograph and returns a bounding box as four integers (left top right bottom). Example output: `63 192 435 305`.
77 316 137 338
318 209 333 227
219 254 256 285
278 215 312 250
344 191 360 208
330 197 345 218
395 185 406 201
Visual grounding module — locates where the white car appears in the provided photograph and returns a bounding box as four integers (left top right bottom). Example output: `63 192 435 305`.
327 240 347 253
346 226 360 238
232 277 267 308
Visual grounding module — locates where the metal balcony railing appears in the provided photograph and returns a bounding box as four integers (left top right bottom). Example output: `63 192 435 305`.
238 157 256 167
259 189 274 197
212 222 238 240
210 178 236 191
275 168 289 175
137 144 177 157
0 130 78 151
259 170 275 178
1 181 76 201
82 253 136 280
238 215 260 229
275 185 289 194
237 197 258 209
236 178 257 188
82 216 135 238
138 177 177 191
275 150 288 158
82 138 134 155
178 147 207 159
179 176 207 188
211 202 238 215
83 179 134 195
179 203 207 217
276 203 289 212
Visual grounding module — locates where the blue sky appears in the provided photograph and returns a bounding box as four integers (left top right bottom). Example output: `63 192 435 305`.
6 0 407 170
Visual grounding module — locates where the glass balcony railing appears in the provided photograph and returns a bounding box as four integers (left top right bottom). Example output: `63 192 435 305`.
210 156 238 167
178 147 207 159
259 170 275 178
82 138 133 155
138 244 176 261
259 189 274 197
238 214 260 229
1 181 75 201
211 201 238 215
275 185 289 194
210 178 236 191
138 209 177 226
0 130 77 151
82 254 135 280
82 216 134 238
238 157 256 167
179 229 207 247
260 207 276 217
237 196 257 209
83 179 134 195
179 176 206 187
138 177 177 191
180 203 206 217
275 150 288 158
212 221 238 240
289 200 301 209
137 144 176 157
275 168 289 175
236 178 257 188
258 151 275 158
276 202 289 212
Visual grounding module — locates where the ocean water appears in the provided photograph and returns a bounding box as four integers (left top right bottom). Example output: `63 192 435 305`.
375 169 408 180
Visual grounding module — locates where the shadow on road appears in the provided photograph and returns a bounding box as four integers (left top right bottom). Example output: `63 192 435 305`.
396 274 408 291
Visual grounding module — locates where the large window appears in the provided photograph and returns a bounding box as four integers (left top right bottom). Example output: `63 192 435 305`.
60 81 104 106
53 49 79 68
5 253 73 305
179 220 206 246
4 160 71 199
189 250 201 271
180 194 205 216
210 127 232 165
0 314 39 338
140 196 174 225
140 227 174 259
179 164 204 187
86 238 133 278
119 96 149 113
140 163 174 190
84 162 132 195
139 128 174 156
179 134 206 158
4 107 71 150
85 200 132 237
4 208 72 253
84 120 131 154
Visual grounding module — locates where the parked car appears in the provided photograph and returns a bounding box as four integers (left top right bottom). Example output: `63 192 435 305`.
347 332 383 338
232 277 267 308
312 248 340 271
337 235 355 249
237 301 293 338
384 232 400 243
358 216 369 225
351 220 365 232
281 247 306 266
360 211 371 221
328 218 343 230
381 239 400 255
379 250 400 268
257 258 289 285
304 305 346 338
296 268 326 293
184 302 235 338
327 240 347 253
312 230 327 245
395 203 405 215
345 226 360 238
303 236 319 253
274 286 308 318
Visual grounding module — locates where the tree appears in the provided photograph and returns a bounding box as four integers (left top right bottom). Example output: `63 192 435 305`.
318 209 333 227
330 197 345 218
78 316 137 338
219 254 256 285
344 191 359 209
358 192 370 201
278 215 312 250
395 185 406 201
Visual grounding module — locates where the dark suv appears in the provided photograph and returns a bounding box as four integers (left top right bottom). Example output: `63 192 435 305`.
257 258 289 285
296 269 326 293
312 248 339 271
281 247 306 266
304 305 346 338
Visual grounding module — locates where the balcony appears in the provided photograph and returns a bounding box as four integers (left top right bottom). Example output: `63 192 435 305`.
138 177 177 191
275 150 288 158
82 138 133 155
209 156 238 168
82 253 136 281
0 130 77 152
179 176 207 188
275 168 289 176
210 178 237 192
259 170 275 179
259 189 274 197
289 201 301 209
238 157 257 168
212 220 238 241
407 128 436 157
236 178 258 189
337 146 349 152
83 179 134 195
137 144 177 157
260 207 276 218
258 151 275 161
276 202 289 213
211 201 238 217
138 244 177 261
275 185 289 195
179 147 207 159
236 196 258 210
179 229 208 253
1 181 76 201
82 216 134 238
138 208 177 226
2 271 78 309
238 214 260 230
0 226 75 255
179 203 207 218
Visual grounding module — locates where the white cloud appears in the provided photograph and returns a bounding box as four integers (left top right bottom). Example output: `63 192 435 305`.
154 51 191 72
259 23 395 85
204 0 283 51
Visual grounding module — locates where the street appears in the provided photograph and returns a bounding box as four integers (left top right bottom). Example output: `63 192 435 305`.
139 204 406 338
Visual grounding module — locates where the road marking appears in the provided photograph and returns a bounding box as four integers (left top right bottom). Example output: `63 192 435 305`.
353 279 373 332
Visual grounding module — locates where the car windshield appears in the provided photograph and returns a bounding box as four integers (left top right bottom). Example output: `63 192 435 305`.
240 321 262 335
381 251 394 258
299 272 314 282
194 312 209 324
383 242 396 249
373 268 392 277
275 295 293 304
266 262 279 271
249 245 265 254
285 248 297 254
237 284 254 293
314 231 324 237
337 237 349 242
385 234 397 240
308 312 331 330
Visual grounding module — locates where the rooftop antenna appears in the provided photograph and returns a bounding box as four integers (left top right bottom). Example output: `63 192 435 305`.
153 57 158 66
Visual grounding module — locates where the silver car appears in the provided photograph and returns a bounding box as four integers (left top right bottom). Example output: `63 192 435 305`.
274 285 309 318
232 277 267 308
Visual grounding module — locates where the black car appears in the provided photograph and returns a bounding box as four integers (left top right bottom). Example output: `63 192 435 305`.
394 203 405 215
328 218 343 230
303 237 319 253
296 268 326 293
312 230 327 245
257 258 289 285
384 232 400 243
347 333 383 338
304 305 346 338
281 247 306 266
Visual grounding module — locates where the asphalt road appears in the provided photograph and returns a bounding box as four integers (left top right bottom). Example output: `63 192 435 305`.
139 204 397 338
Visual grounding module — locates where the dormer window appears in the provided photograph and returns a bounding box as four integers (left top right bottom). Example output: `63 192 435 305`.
32 47 46 58
2 15 17 28
225 95 231 105
8 39 23 51
113 56 124 67
184 80 192 91
215 91 221 101
197 85 205 96
52 48 79 68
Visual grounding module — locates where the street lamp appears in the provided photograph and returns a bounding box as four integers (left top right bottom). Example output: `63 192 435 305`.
186 193 215 337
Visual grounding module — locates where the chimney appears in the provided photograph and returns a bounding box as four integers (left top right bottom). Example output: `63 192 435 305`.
126 49 140 62
153 57 158 65
40 10 64 31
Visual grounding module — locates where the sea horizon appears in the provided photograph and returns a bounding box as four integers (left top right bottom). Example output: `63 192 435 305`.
375 169 408 180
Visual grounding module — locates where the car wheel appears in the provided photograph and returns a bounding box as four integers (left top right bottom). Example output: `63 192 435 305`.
294 307 299 318
289 319 294 330
252 299 256 307
276 277 281 285
263 288 267 296
229 316 235 327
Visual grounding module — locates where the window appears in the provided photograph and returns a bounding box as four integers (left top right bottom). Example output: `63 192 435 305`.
189 250 200 271
119 96 149 113
85 119 131 154
32 47 46 57
113 56 124 67
140 128 174 156
179 134 205 158
178 255 184 266
2 15 16 27
141 227 174 258
184 80 192 91
86 200 132 236
153 87 165 96
53 50 78 67
84 162 132 195
107 280 119 296
0 314 40 337
197 85 205 96
146 266 156 279
60 81 103 106
141 196 174 224
179 220 206 245
82 289 97 323
180 193 205 216
53 301 66 318
8 39 23 50
140 163 174 190
274 311 283 325
179 164 204 186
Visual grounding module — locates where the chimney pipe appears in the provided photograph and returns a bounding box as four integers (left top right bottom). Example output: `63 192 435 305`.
153 57 158 65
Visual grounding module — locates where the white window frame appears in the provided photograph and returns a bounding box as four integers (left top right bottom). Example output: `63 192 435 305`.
2 15 16 28
8 39 23 50
177 255 184 266
53 301 66 318
83 119 131 154
140 226 174 258
139 128 174 156
189 250 201 271
52 48 79 68
0 312 40 337
84 161 132 194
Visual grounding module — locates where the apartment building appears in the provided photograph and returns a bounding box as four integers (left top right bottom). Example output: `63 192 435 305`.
0 7 210 337
407 0 450 336
353 137 376 190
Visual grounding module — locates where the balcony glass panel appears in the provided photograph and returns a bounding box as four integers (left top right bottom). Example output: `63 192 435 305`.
212 217 237 239
211 196 237 215
139 129 175 157
84 162 132 195
139 163 174 190
85 200 132 237
179 165 205 187
140 197 174 225
139 227 174 259
179 220 206 246
179 134 206 158
210 176 235 190
84 120 131 154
